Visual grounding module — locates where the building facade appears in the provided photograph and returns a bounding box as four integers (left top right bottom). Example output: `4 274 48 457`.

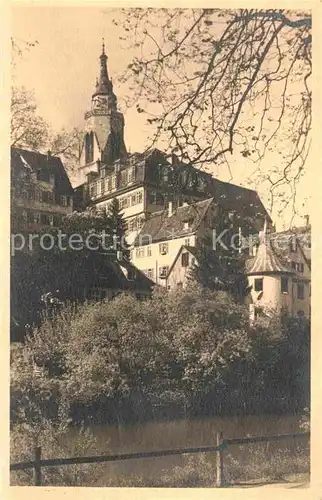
166 245 198 290
246 226 311 320
11 147 74 233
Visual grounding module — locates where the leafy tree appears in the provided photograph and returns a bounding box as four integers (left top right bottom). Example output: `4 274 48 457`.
10 208 114 338
11 288 309 451
188 232 251 302
107 198 131 260
11 87 83 173
11 289 251 424
11 86 50 151
116 8 311 217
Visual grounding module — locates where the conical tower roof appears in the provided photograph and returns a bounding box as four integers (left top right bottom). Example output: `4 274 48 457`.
92 40 116 101
246 224 292 276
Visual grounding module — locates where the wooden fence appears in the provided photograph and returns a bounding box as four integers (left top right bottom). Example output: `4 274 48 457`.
10 431 309 486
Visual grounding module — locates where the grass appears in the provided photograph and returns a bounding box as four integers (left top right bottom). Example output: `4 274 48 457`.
11 424 309 487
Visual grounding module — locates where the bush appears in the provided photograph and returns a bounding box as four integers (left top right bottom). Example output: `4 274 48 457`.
10 420 106 486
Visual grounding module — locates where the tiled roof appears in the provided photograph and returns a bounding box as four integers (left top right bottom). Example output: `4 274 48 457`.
269 227 311 264
96 255 155 291
208 178 271 229
246 238 292 275
134 198 214 246
11 147 73 195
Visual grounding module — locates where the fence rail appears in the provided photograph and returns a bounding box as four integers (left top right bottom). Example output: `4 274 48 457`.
10 431 309 486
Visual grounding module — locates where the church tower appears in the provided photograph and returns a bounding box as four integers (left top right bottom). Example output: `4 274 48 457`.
77 41 127 187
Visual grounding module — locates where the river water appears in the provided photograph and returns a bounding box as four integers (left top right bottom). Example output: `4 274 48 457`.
68 413 308 485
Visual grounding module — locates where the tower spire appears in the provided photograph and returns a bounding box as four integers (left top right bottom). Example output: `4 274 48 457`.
92 39 115 100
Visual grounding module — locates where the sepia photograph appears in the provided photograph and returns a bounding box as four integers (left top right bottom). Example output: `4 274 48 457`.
9 5 312 489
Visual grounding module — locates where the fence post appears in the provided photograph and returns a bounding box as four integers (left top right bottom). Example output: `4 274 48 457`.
216 431 224 487
34 446 42 486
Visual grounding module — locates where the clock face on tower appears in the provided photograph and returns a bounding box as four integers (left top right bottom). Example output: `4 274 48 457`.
92 96 108 109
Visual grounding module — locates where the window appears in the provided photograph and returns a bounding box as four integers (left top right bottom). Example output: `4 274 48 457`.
155 192 164 205
291 261 296 270
159 242 168 255
89 288 106 302
149 190 157 204
35 189 42 202
191 257 196 266
181 252 189 267
34 212 41 224
297 310 305 317
27 211 34 223
137 218 144 230
100 180 105 193
297 282 304 300
120 197 128 209
297 263 304 273
147 246 152 257
111 175 116 190
121 170 127 185
128 167 135 184
60 195 68 206
281 277 288 293
254 278 263 292
185 238 190 246
100 168 106 179
147 269 154 279
135 247 145 258
53 214 62 226
159 266 169 278
42 191 49 202
127 269 136 281
48 214 54 226
85 132 94 164
254 306 264 319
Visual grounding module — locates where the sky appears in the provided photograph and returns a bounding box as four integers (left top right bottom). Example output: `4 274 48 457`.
11 5 312 230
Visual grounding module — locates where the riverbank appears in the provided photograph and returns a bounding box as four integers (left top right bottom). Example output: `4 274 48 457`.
11 413 309 487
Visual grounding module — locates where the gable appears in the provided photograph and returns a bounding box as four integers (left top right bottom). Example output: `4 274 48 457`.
269 232 310 279
11 147 73 195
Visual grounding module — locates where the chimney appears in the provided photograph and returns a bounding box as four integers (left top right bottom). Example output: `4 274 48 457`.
304 214 309 227
168 201 173 217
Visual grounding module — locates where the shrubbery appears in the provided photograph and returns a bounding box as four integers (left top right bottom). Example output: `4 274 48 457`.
10 287 310 485
11 288 310 427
